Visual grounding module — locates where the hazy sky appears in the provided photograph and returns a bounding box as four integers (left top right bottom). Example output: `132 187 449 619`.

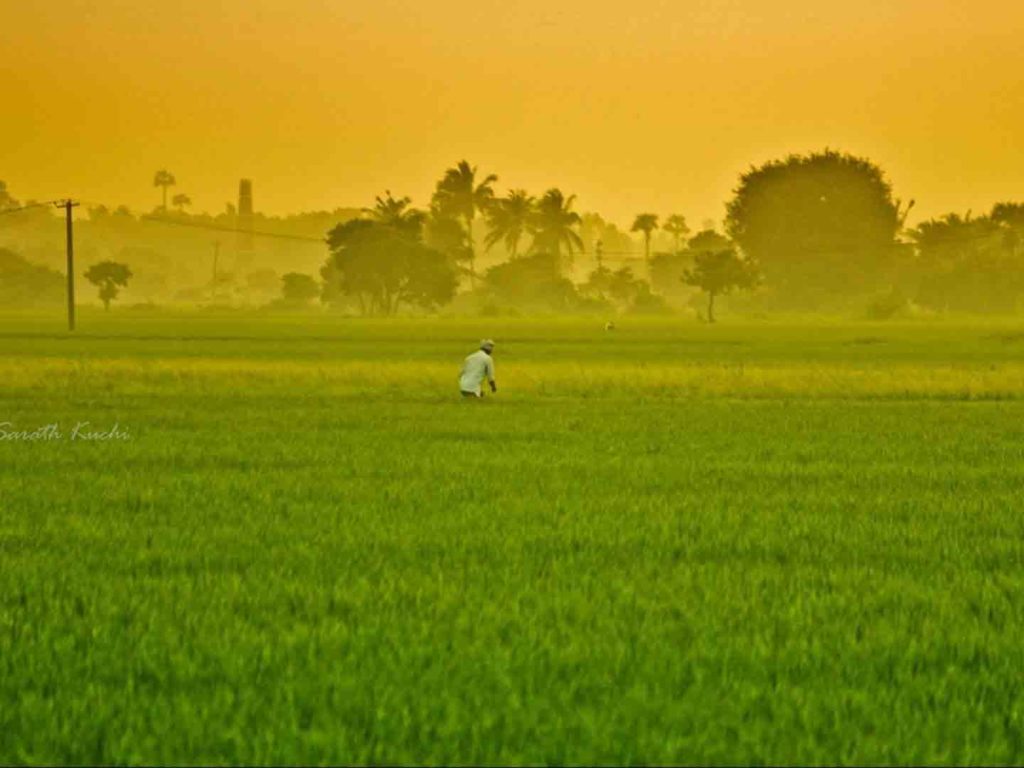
2 0 1021 227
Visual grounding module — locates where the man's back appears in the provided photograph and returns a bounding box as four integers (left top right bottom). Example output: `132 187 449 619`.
459 349 495 395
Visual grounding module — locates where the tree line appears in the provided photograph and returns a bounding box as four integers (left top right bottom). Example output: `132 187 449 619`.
1 150 1023 319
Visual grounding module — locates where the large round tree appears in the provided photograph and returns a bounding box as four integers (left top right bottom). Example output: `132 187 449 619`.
725 150 902 306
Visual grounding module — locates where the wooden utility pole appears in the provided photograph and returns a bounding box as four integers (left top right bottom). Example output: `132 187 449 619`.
212 240 221 301
57 200 80 331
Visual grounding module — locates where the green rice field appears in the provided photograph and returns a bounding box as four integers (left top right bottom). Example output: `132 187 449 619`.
3 312 1024 764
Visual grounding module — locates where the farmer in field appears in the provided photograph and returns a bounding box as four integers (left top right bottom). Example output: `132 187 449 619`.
460 339 497 398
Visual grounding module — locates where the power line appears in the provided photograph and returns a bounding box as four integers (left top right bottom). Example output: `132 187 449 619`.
0 201 61 216
8 198 1018 251
138 214 325 243
69 199 328 244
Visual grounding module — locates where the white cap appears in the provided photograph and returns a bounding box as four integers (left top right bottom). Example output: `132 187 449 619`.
480 339 495 350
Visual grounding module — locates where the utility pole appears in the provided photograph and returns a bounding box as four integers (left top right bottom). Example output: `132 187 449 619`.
212 240 221 301
56 200 80 331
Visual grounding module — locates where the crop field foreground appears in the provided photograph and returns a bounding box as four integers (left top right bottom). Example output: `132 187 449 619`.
3 314 1024 764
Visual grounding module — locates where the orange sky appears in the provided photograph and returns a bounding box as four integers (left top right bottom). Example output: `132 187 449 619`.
2 0 1022 227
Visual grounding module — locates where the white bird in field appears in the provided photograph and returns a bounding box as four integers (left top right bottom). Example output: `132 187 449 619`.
605 321 616 331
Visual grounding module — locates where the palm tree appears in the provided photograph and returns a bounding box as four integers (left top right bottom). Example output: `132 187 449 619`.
171 193 192 212
662 214 690 252
530 189 584 264
631 213 659 260
484 190 535 259
432 160 497 284
153 170 176 211
366 190 425 238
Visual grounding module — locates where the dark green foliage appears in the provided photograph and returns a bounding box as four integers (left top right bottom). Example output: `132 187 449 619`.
688 228 733 255
683 248 759 322
530 189 584 262
0 248 64 307
280 272 320 305
865 287 914 320
365 191 425 238
581 265 666 313
630 213 659 260
484 251 580 312
431 161 497 284
662 214 690 251
648 251 691 303
84 260 133 310
725 150 901 306
648 231 735 305
423 213 472 269
0 180 17 210
152 169 176 211
322 217 457 315
911 210 1024 313
484 190 535 259
626 283 671 314
991 202 1024 230
579 212 634 257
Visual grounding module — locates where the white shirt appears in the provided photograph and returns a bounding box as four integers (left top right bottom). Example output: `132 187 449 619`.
459 349 495 394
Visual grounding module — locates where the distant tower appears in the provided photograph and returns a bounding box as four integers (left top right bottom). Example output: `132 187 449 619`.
237 179 254 253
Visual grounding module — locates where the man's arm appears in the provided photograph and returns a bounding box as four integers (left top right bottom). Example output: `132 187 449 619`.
487 357 496 392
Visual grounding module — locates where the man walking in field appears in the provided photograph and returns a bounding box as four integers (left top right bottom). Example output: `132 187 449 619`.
460 339 497 398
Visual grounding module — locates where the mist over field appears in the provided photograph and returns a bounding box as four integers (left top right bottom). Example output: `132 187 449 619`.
2 150 1022 322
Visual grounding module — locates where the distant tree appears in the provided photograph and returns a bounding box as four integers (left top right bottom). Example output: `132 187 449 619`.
662 214 690 252
530 189 584 265
581 265 614 302
648 251 691 303
631 213 659 260
87 204 111 221
322 217 456 315
683 248 759 323
578 212 634 261
153 170 176 211
280 272 320 305
688 229 733 254
84 261 133 310
0 180 17 210
992 202 1024 229
484 251 579 312
245 269 279 297
365 190 425 237
583 264 666 314
992 202 1024 258
432 161 497 285
648 230 735 304
424 213 472 272
171 193 192 212
0 249 63 307
584 265 643 304
725 150 901 304
910 212 1021 312
484 190 535 259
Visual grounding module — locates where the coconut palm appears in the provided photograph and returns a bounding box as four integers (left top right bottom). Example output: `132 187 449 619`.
662 214 690 252
484 190 535 259
530 189 584 263
631 213 659 260
365 190 425 238
432 160 497 284
153 169 176 211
